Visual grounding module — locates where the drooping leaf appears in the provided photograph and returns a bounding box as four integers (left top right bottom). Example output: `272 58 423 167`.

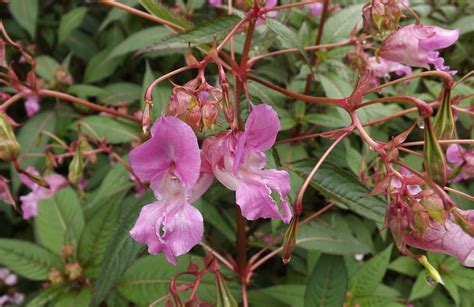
139 0 193 31
34 187 85 255
58 7 88 44
289 160 386 224
0 239 61 280
9 0 39 38
305 254 348 307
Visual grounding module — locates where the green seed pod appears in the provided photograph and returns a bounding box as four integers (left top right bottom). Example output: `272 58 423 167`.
0 113 20 161
432 88 454 140
423 118 447 186
68 149 83 186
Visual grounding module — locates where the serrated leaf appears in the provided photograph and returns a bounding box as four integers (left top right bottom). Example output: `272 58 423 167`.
289 161 386 224
297 222 372 254
142 16 241 52
266 18 310 64
84 47 123 83
305 254 347 307
34 187 85 255
388 256 420 277
0 239 61 280
58 7 88 44
322 4 364 43
409 271 436 301
248 285 305 306
139 0 193 31
91 194 153 306
349 245 393 297
26 286 66 307
73 116 139 144
108 26 171 59
9 0 39 38
55 287 92 307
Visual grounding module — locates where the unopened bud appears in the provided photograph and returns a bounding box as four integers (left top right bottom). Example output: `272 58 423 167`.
61 245 76 259
64 262 82 281
142 100 153 134
452 210 474 237
432 89 454 140
421 194 446 224
187 104 202 131
412 202 430 235
55 66 73 86
21 169 50 189
48 268 64 285
68 149 83 185
215 269 238 307
418 255 444 286
202 104 218 129
185 49 199 66
423 118 447 186
0 113 20 161
282 216 298 264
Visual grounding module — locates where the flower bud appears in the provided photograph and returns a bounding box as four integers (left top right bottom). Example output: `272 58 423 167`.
432 89 454 140
362 1 385 36
412 202 430 235
423 118 447 186
61 245 76 259
202 103 218 130
0 113 20 161
68 149 83 186
282 216 298 264
21 169 50 189
48 268 64 285
64 262 82 281
418 255 444 286
215 268 238 307
142 100 153 134
421 194 446 224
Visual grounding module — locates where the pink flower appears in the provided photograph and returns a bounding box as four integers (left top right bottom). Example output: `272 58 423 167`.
404 209 474 267
208 0 222 7
307 3 323 16
380 24 459 74
368 56 412 85
19 168 68 220
390 167 422 196
202 104 292 223
129 116 212 264
24 95 40 117
446 144 474 182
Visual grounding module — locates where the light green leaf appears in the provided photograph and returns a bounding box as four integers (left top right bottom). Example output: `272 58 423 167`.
266 18 309 64
84 47 123 83
409 271 436 301
0 239 61 280
349 245 393 297
55 288 92 307
73 116 139 144
9 0 38 38
290 161 386 224
297 222 372 255
322 4 364 43
34 188 85 255
248 285 305 306
139 0 193 31
98 83 142 105
305 254 347 307
388 256 420 277
35 56 60 81
26 286 66 307
451 15 474 35
108 26 171 59
58 7 88 44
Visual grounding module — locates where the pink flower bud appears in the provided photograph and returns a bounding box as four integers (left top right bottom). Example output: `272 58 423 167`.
201 103 218 130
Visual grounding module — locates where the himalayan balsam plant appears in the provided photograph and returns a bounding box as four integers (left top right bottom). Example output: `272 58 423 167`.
0 0 473 306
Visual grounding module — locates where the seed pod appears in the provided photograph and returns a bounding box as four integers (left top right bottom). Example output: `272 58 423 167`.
0 113 20 161
282 216 298 264
68 149 83 186
423 118 447 186
418 255 445 285
432 88 454 140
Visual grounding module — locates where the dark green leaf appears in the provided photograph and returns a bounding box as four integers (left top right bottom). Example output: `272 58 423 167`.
0 239 61 280
35 56 60 81
9 0 38 38
305 254 347 307
58 7 88 44
139 0 193 31
84 47 123 83
322 4 364 43
73 116 139 144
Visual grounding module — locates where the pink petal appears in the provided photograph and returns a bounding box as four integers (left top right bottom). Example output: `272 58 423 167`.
236 179 291 224
129 116 201 188
189 172 214 203
446 144 464 165
419 27 459 50
20 193 39 219
25 95 40 117
307 3 323 16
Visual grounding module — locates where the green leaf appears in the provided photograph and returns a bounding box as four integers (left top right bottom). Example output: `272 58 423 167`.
322 4 364 43
451 15 474 35
98 83 142 105
26 286 66 307
34 187 85 255
9 0 39 38
108 26 171 59
116 256 188 305
139 0 193 31
349 245 393 297
67 85 110 100
55 288 92 307
319 73 353 99
73 116 139 144
143 16 241 52
84 47 123 83
266 19 309 64
351 296 404 307
99 0 139 31
58 7 88 44
35 55 60 81
0 239 61 280
409 271 436 301
248 285 305 306
388 256 420 277
289 161 386 224
305 254 347 307
91 195 153 306
297 222 372 255
195 199 235 242
443 275 460 306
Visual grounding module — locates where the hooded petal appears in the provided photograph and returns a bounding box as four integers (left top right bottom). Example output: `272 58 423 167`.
236 179 291 224
404 217 474 267
419 27 459 50
129 116 201 187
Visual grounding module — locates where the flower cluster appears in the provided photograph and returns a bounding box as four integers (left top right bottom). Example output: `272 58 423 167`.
0 268 24 307
129 104 291 264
